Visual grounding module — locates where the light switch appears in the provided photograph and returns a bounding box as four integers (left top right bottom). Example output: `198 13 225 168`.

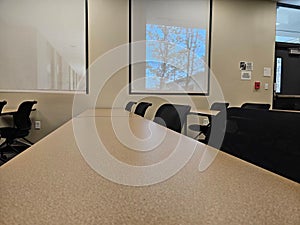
264 83 269 90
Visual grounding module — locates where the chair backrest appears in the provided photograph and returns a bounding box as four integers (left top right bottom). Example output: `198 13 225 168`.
13 101 37 130
153 103 191 133
210 102 229 111
241 102 270 110
125 101 137 112
134 102 152 117
0 100 7 114
221 107 300 182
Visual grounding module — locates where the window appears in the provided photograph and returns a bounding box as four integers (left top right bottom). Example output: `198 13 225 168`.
0 0 88 93
276 4 300 44
275 57 282 93
130 0 212 95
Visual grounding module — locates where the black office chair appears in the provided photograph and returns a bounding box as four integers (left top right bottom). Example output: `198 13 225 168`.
189 102 229 140
153 103 191 133
241 102 270 110
134 102 152 117
0 100 37 160
0 100 8 162
125 101 137 112
0 100 7 114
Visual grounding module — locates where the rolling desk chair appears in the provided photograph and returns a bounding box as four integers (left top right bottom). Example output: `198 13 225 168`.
134 102 152 117
0 100 37 161
125 101 137 112
0 100 7 115
189 102 229 140
0 100 8 162
153 103 191 134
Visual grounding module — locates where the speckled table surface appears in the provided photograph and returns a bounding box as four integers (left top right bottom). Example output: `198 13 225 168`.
0 109 299 225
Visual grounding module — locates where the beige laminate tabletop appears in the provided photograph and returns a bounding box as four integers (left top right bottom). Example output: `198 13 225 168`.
1 107 36 116
189 109 220 117
0 109 299 225
271 109 300 113
75 108 132 118
0 108 18 115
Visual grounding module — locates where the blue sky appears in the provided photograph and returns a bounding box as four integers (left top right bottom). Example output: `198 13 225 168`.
145 24 206 89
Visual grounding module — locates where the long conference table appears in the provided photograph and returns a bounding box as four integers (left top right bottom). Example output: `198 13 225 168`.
0 107 36 116
0 108 299 224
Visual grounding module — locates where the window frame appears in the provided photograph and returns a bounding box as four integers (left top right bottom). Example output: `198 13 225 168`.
0 0 89 94
128 0 212 96
276 3 300 45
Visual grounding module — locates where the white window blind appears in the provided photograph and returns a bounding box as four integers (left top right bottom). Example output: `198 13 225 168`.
0 0 87 92
276 5 300 44
130 0 211 95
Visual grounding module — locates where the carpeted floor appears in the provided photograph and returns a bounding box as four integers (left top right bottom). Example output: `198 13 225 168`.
0 145 28 166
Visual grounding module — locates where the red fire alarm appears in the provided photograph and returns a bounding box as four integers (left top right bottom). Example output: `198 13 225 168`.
254 81 260 90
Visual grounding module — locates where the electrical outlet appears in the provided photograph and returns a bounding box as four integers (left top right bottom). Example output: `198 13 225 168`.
203 118 209 125
35 120 41 130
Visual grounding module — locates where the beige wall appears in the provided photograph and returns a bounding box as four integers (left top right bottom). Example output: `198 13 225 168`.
94 0 276 108
211 0 276 106
0 92 74 142
0 0 277 142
